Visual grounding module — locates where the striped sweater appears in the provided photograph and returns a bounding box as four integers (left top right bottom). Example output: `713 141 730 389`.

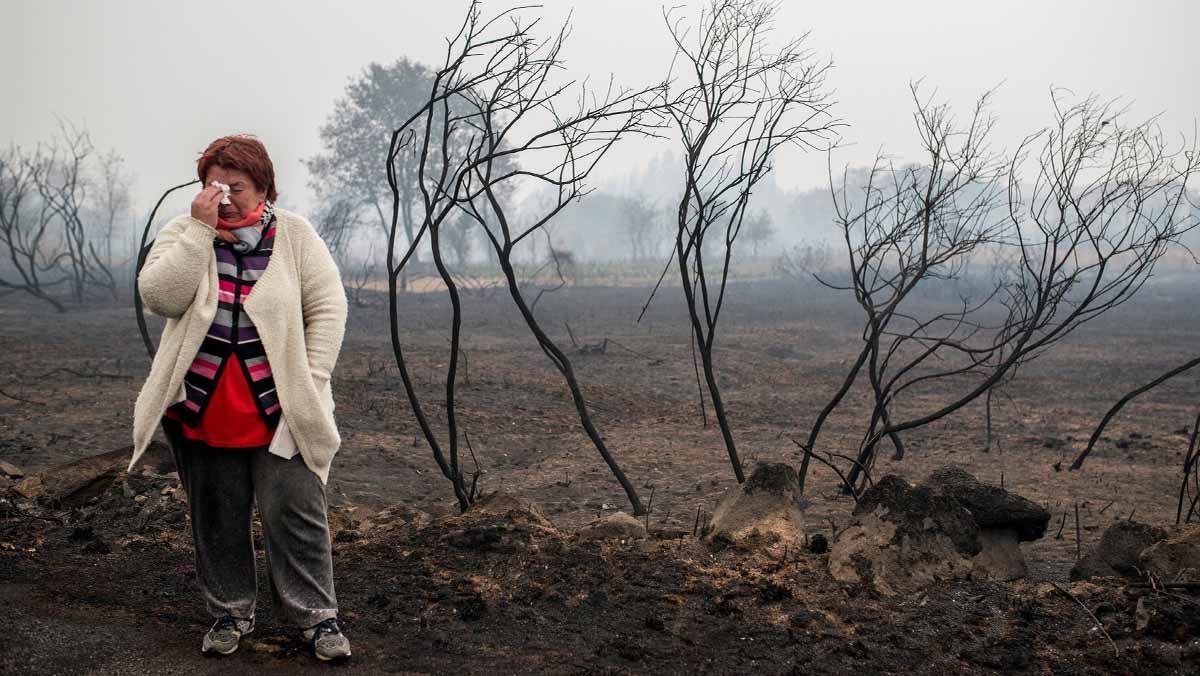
132 207 347 483
167 204 281 427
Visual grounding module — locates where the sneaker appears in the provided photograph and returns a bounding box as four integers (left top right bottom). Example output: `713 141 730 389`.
201 614 254 655
302 618 351 662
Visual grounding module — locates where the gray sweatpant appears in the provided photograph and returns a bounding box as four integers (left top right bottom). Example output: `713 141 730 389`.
163 419 338 628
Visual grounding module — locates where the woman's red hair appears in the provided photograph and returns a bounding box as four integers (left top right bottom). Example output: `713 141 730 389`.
197 135 278 202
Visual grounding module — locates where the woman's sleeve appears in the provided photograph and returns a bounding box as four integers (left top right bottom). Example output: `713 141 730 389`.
300 223 348 387
137 216 217 319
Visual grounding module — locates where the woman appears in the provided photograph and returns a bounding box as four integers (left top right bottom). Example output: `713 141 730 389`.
129 135 350 661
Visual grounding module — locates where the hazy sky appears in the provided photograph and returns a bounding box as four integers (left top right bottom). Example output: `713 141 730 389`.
3 0 1198 215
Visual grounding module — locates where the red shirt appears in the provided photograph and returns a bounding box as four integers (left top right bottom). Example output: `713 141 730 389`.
164 354 276 448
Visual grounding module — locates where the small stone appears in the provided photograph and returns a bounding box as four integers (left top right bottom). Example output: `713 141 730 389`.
334 529 362 543
0 460 24 479
13 476 43 499
134 494 148 504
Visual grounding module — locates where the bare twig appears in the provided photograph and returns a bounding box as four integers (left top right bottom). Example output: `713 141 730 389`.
1050 581 1119 657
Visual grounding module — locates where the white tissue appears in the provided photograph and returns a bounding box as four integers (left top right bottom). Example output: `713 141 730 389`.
210 180 232 206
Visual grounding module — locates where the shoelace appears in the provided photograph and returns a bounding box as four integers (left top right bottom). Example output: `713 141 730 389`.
213 615 246 633
310 618 341 639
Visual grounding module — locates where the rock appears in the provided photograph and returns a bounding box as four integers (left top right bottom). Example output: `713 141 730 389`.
828 475 980 595
973 529 1026 580
1136 594 1200 641
1071 520 1168 581
923 466 1050 541
577 512 648 542
707 463 806 545
1139 525 1200 584
134 492 168 532
921 466 1050 581
334 529 362 543
12 447 131 507
13 475 43 499
0 460 24 479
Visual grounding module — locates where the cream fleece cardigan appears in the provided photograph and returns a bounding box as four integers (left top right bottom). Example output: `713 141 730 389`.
130 208 347 483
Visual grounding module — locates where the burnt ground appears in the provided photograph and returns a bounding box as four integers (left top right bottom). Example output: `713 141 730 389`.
2 274 1200 674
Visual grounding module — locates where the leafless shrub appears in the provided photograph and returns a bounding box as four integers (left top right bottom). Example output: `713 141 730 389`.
772 238 833 283
798 86 1199 493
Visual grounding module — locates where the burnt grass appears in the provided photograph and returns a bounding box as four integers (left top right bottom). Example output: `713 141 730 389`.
3 275 1200 674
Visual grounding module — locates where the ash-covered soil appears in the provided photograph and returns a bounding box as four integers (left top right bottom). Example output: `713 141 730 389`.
3 472 1199 675
2 276 1200 673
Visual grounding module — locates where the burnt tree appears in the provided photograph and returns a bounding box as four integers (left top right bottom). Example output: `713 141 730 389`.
661 0 836 482
384 1 667 514
798 87 1199 494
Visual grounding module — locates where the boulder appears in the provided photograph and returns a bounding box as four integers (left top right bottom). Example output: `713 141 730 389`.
972 529 1027 581
922 466 1051 580
1070 520 1168 581
828 475 980 595
707 463 806 545
923 466 1050 541
577 512 648 542
1139 525 1200 584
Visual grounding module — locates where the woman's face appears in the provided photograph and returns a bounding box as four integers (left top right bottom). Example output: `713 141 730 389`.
205 165 267 221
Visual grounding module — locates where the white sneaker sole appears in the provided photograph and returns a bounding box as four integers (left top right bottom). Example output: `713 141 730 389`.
315 649 352 662
201 625 253 656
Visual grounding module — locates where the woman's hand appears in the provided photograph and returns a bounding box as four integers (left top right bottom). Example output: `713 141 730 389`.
190 184 224 228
